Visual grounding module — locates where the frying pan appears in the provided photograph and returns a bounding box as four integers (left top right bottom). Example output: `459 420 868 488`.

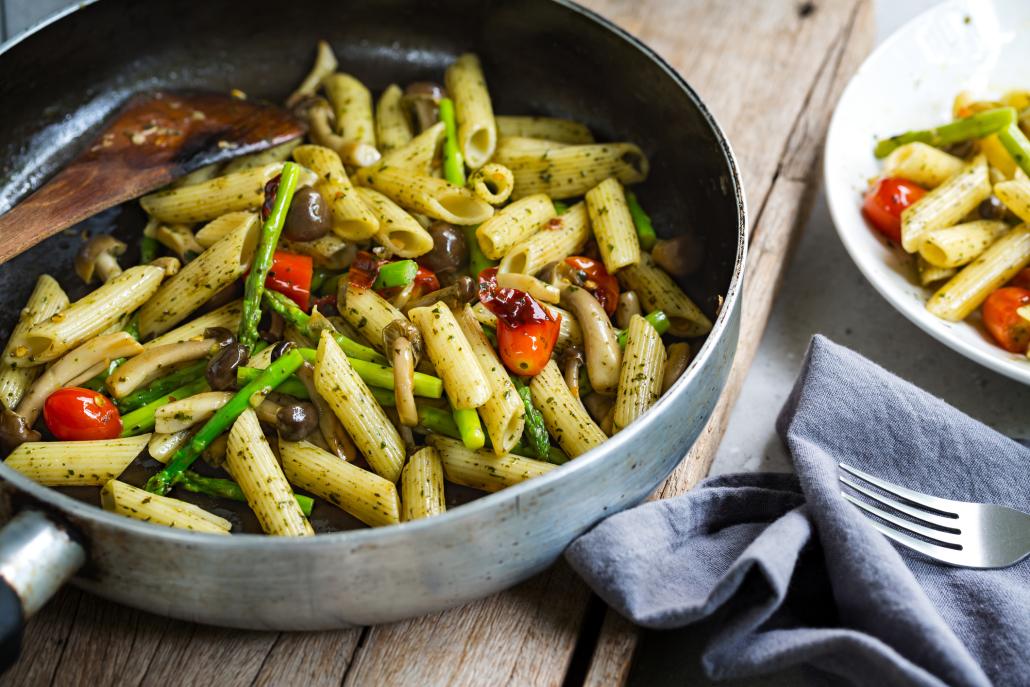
0 0 746 662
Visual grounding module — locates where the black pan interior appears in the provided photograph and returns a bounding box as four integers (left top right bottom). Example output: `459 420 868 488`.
0 0 742 531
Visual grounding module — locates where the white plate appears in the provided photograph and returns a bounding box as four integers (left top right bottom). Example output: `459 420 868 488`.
825 0 1030 384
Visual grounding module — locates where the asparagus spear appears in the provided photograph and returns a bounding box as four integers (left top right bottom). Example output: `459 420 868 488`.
117 360 207 413
120 377 210 436
625 191 657 251
372 260 418 289
874 107 1016 159
239 162 302 350
236 368 309 399
139 236 159 264
452 407 486 450
997 122 1030 178
145 349 305 495
616 310 669 347
295 347 443 398
463 226 496 278
439 97 466 186
552 200 570 215
370 387 462 439
262 290 386 364
511 375 550 460
178 471 314 516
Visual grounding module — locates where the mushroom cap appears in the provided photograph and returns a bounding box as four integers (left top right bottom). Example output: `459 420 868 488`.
0 406 40 448
74 234 127 284
383 318 423 363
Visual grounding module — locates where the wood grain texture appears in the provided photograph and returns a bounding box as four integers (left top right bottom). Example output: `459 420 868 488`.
0 1 874 685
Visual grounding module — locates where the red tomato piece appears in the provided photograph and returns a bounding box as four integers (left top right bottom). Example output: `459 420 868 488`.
564 256 619 316
265 251 313 311
982 287 1030 353
1008 267 1030 290
479 267 562 375
413 266 440 295
861 177 926 243
43 387 122 441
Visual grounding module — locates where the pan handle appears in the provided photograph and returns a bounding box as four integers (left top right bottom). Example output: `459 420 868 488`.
0 511 85 671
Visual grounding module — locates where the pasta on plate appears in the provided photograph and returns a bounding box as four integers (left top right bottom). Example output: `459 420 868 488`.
0 43 713 536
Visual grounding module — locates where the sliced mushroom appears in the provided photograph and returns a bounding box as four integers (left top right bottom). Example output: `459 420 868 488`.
153 224 204 262
561 345 585 398
149 256 181 277
615 291 641 330
296 362 358 461
560 286 622 395
155 391 233 434
259 311 286 344
419 221 468 274
402 82 445 132
582 393 614 431
402 275 476 313
107 328 235 398
0 405 40 447
660 342 691 394
383 319 422 427
206 342 250 391
17 332 142 426
651 234 705 278
255 398 319 441
75 235 127 284
301 97 381 167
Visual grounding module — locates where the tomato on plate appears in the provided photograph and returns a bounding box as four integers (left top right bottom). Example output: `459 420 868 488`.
479 267 561 375
43 387 122 441
862 177 926 243
982 287 1030 353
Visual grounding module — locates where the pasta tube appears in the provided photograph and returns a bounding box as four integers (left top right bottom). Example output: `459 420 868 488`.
375 84 413 152
143 300 241 350
586 177 641 272
994 177 1030 223
900 154 991 253
476 194 556 260
618 254 712 337
495 115 594 144
612 315 666 432
194 210 259 248
916 256 956 286
280 439 401 527
138 214 259 338
498 202 591 276
529 360 606 458
20 266 163 365
141 163 284 223
0 276 69 407
455 305 525 454
293 144 379 240
428 435 554 492
408 302 491 410
101 480 231 534
225 408 313 536
4 434 150 486
323 73 377 148
359 166 494 225
400 447 447 520
496 142 649 200
314 330 405 482
355 187 434 257
374 122 444 176
918 220 1008 268
340 283 406 352
444 53 497 169
927 225 1030 321
469 163 514 205
883 143 964 188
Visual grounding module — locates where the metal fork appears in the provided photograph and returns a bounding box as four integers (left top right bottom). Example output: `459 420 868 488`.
839 463 1030 569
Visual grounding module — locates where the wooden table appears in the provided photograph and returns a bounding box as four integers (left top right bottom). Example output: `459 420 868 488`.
0 0 874 684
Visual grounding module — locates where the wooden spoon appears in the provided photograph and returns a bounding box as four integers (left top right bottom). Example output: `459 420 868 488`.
0 91 305 265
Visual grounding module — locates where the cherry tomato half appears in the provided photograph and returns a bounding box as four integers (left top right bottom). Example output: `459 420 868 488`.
564 256 619 316
862 177 926 243
479 267 562 375
266 251 313 311
43 387 122 441
982 287 1030 353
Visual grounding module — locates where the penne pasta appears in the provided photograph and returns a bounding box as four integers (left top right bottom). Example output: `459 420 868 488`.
900 154 991 253
993 177 1030 223
918 220 1008 268
529 360 607 458
444 53 497 169
495 115 594 144
355 187 434 257
375 83 413 152
340 283 406 352
141 163 285 224
0 275 69 407
612 315 666 432
916 255 956 286
293 144 379 240
927 224 1030 321
225 408 313 536
4 434 150 486
143 300 242 350
194 210 259 248
476 193 556 260
138 213 259 338
221 139 301 175
168 163 221 189
400 446 446 520
101 480 231 534
498 201 591 275
455 305 525 454
20 266 163 365
469 163 514 205
586 177 641 273
323 73 377 148
618 253 713 337
496 142 649 200
314 330 405 482
286 39 338 108
280 439 401 527
408 302 491 409
358 166 494 225
373 122 444 176
883 142 965 188
428 435 555 492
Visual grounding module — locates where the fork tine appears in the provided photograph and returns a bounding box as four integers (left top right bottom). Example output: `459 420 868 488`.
840 475 960 531
842 493 964 546
861 516 972 567
839 463 963 516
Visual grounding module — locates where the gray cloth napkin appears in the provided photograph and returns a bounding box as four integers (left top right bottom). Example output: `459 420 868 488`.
566 335 1030 687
